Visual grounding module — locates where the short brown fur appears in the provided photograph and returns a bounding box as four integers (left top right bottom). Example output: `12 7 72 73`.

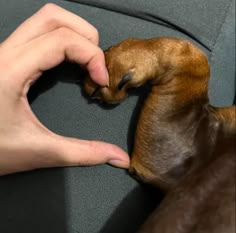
84 37 236 233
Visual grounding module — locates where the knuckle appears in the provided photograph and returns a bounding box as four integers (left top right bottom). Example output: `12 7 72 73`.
39 4 60 29
41 3 58 14
90 27 99 44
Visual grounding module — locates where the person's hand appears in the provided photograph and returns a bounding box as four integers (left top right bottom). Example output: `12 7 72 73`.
0 4 130 175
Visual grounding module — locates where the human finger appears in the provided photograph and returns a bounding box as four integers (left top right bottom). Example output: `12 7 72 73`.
3 3 99 48
45 135 130 169
7 27 108 90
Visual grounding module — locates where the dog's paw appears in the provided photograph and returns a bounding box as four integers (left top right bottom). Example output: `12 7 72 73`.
83 38 154 104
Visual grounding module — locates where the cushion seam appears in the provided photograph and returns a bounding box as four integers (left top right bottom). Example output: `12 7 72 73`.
209 0 233 62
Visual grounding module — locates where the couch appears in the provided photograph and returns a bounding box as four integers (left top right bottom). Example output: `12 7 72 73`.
0 0 235 232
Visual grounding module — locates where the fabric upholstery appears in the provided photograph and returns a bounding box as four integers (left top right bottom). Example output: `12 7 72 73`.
0 0 235 232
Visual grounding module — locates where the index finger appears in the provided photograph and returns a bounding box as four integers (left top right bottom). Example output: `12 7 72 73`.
8 28 108 92
3 3 99 48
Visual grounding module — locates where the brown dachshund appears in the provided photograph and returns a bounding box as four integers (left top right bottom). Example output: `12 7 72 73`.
84 38 236 233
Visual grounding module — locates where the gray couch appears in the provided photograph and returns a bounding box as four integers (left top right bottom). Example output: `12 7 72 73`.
0 0 235 233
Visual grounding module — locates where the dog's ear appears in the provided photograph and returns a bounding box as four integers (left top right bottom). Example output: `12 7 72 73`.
118 73 132 90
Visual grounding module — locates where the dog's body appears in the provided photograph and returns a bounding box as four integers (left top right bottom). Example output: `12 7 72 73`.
84 37 236 233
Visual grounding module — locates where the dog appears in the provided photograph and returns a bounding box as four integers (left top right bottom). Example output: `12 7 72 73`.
84 37 236 233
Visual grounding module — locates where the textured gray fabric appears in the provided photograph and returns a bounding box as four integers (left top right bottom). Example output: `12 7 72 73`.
68 0 232 51
0 0 235 233
208 0 236 106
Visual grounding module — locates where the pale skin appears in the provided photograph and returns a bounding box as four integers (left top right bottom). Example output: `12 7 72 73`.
0 3 130 175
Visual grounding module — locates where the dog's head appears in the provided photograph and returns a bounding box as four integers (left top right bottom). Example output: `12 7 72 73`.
84 38 156 104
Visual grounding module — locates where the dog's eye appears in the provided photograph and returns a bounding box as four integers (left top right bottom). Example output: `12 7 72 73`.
118 74 132 90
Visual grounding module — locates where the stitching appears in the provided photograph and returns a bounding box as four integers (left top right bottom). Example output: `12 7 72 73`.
209 0 233 62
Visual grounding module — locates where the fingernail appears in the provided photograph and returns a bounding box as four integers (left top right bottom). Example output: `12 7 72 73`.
108 159 130 169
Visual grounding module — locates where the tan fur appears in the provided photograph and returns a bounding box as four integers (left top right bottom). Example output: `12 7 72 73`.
84 37 236 233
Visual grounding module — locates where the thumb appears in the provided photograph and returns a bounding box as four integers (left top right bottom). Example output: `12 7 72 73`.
47 134 130 169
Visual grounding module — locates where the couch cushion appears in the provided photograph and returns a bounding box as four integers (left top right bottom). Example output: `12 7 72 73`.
0 1 235 233
68 0 233 51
